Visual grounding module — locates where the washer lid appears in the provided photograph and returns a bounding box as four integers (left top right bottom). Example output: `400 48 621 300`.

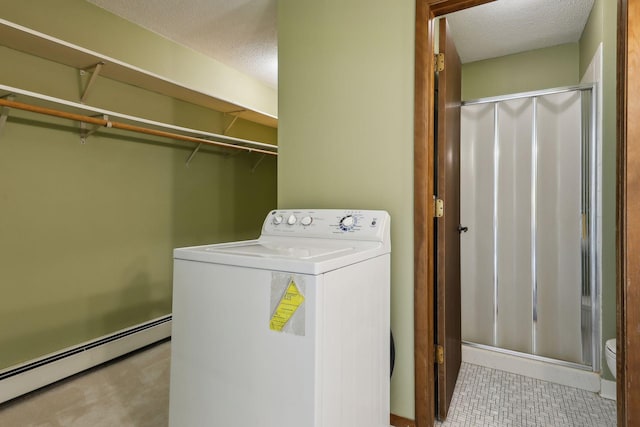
204 242 352 260
174 237 387 275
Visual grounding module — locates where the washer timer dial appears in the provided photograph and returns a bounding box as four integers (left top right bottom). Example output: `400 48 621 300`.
339 215 356 231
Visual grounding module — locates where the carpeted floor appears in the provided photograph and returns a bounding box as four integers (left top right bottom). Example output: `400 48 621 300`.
0 340 171 427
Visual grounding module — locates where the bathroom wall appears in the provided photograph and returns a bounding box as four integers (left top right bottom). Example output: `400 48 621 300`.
460 0 618 381
0 14 277 368
278 0 415 418
462 43 580 101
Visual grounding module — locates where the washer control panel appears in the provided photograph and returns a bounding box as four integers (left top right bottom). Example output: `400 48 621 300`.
263 209 389 241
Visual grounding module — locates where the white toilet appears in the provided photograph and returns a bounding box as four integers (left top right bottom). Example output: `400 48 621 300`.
605 338 617 379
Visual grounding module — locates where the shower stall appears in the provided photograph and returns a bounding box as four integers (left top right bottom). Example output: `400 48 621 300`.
460 85 599 371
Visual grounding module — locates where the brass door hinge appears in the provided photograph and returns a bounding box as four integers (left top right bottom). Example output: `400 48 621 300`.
435 53 445 72
434 198 444 218
435 345 444 365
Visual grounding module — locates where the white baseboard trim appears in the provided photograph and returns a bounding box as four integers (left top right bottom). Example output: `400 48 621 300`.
600 378 616 401
0 315 171 404
462 344 601 393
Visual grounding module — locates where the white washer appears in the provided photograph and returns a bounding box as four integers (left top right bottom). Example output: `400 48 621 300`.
169 209 391 427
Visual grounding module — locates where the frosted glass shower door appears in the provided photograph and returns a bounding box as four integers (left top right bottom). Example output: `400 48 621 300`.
460 103 495 346
535 91 583 363
460 99 535 354
460 87 592 366
495 98 534 354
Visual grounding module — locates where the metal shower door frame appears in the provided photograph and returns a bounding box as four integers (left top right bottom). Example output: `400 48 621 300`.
461 83 600 371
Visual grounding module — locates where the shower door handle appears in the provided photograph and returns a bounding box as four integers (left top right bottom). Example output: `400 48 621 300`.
457 224 468 234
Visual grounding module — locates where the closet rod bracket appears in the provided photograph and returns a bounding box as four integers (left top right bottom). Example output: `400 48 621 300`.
80 61 105 104
80 114 109 144
186 143 202 167
251 153 266 174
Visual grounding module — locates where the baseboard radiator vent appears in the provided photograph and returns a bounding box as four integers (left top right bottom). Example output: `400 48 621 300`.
0 315 172 404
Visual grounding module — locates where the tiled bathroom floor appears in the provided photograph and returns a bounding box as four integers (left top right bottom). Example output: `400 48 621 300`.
436 362 617 427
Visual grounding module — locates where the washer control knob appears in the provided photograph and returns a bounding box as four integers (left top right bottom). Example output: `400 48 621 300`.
339 215 356 231
273 215 283 225
287 214 297 225
301 216 313 226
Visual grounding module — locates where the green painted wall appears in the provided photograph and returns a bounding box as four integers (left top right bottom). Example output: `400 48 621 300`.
579 0 618 381
579 0 605 78
0 38 277 366
462 43 580 100
278 0 415 418
0 0 277 118
278 0 618 419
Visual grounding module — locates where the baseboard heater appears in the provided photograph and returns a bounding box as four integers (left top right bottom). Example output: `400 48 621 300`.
0 315 172 404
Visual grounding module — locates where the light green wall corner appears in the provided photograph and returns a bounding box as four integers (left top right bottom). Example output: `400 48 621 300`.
579 0 605 78
0 44 277 366
0 0 277 118
278 0 415 419
579 0 618 381
462 43 580 101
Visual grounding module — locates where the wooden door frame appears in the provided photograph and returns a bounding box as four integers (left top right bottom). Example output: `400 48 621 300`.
616 2 627 424
413 1 495 426
617 0 640 424
415 0 638 426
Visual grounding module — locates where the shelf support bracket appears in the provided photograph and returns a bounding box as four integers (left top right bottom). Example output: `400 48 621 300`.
80 114 109 144
223 109 246 134
251 154 266 174
80 62 105 104
0 94 15 137
223 114 241 135
186 143 202 167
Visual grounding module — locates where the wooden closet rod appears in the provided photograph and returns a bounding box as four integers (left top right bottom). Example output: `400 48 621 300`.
0 98 278 156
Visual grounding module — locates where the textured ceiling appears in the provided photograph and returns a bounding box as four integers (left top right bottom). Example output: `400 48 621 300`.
447 0 595 64
85 0 595 89
86 0 278 88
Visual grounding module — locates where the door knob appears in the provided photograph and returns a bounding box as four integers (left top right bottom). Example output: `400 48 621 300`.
458 224 468 234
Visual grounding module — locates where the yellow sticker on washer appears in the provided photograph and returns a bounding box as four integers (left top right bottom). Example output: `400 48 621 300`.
270 280 305 332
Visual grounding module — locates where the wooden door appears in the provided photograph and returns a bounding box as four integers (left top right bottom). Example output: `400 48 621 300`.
618 0 640 424
414 2 495 426
435 17 462 421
